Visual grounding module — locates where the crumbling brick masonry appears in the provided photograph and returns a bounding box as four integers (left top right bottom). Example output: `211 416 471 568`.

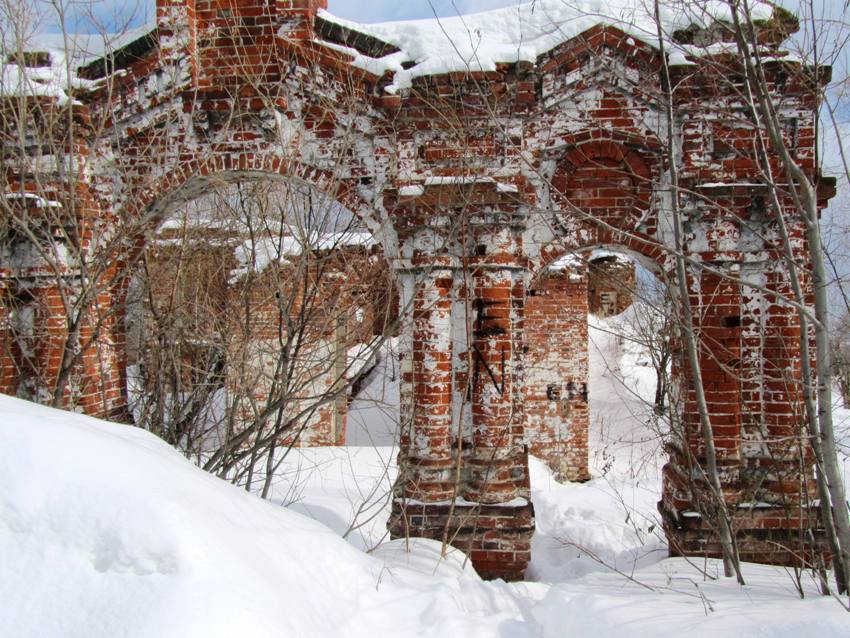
0 0 835 579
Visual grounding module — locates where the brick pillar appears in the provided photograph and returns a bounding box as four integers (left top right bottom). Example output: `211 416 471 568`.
697 269 743 465
661 250 824 565
460 249 535 580
661 262 745 558
464 265 522 504
0 189 73 408
388 216 534 581
524 265 590 481
0 118 129 419
395 267 456 502
735 254 822 564
77 281 130 420
26 283 68 405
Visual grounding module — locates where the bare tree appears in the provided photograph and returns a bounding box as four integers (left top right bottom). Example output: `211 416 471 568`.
833 311 850 409
127 176 398 494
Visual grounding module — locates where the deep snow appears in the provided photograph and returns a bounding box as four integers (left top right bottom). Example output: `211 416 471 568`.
317 0 775 92
2 310 849 636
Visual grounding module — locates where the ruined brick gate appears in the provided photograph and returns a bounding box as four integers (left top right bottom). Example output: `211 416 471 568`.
0 0 834 579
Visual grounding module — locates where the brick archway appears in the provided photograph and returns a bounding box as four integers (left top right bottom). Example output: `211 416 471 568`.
125 163 393 446
523 241 666 484
1 0 832 580
115 160 390 429
128 156 385 245
150 166 369 226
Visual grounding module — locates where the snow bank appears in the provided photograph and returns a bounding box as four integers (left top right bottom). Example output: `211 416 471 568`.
528 456 665 581
346 339 401 447
3 302 850 636
253 444 850 638
587 310 665 476
319 0 775 92
0 396 535 638
0 395 380 638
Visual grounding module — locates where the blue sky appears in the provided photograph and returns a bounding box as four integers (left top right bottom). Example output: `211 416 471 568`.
49 0 523 32
327 0 521 23
40 1 832 34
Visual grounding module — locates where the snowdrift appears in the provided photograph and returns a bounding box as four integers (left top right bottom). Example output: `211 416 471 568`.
0 396 525 638
0 395 382 637
3 376 849 637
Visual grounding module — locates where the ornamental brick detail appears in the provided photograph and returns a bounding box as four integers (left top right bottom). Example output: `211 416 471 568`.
0 0 835 580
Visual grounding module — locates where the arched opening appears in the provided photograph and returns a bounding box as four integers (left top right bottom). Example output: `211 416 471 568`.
584 249 672 479
124 172 397 487
524 244 676 580
524 243 673 480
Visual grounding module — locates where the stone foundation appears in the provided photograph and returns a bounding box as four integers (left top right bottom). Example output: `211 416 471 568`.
389 500 535 581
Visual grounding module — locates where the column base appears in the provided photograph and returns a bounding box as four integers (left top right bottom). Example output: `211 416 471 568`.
659 500 828 567
388 499 535 581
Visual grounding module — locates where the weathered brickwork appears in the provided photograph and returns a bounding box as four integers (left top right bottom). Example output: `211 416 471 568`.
0 0 835 579
136 226 394 447
524 263 590 482
588 255 636 317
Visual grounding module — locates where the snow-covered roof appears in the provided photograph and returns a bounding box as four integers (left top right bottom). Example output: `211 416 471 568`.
3 1 785 102
0 24 156 104
228 229 376 282
317 0 776 93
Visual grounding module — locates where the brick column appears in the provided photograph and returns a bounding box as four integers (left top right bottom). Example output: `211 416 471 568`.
735 253 821 564
662 241 824 565
394 267 457 502
461 256 535 580
463 265 522 504
661 261 745 558
696 269 743 465
524 265 591 482
388 203 534 581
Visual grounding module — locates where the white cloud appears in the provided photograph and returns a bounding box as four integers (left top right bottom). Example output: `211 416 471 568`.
326 0 522 23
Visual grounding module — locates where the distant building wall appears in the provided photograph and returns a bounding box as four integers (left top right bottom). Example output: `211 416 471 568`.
134 236 396 447
588 255 636 318
524 263 590 482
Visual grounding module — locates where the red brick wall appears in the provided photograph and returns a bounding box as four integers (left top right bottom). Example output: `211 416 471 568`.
0 1 832 579
524 265 590 481
588 255 635 318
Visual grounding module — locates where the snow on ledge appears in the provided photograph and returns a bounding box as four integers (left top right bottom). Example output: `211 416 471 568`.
395 496 530 508
398 184 425 197
317 0 775 93
4 192 63 208
398 177 518 197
